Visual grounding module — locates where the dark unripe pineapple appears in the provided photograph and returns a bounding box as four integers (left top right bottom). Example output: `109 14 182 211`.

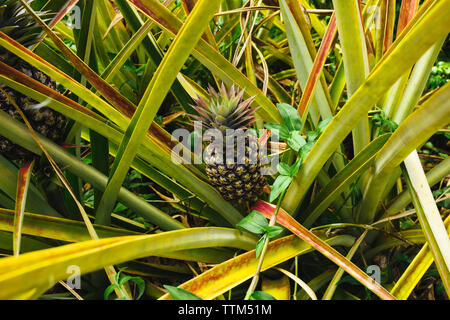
192 83 267 203
0 1 66 162
205 135 267 202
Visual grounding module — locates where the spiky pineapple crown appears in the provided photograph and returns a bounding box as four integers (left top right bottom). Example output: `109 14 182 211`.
191 83 258 132
0 0 52 61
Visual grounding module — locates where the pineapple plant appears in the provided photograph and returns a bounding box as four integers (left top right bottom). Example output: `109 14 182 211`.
0 0 447 302
191 83 267 203
0 0 66 162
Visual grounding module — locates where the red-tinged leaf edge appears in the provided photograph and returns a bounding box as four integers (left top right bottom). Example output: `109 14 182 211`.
397 0 420 36
60 143 90 149
49 0 80 29
297 13 337 117
252 200 396 300
0 61 107 123
13 160 35 256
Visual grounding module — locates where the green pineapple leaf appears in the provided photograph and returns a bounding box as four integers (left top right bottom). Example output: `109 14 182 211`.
289 158 302 176
276 103 303 131
265 225 284 238
277 159 302 177
299 141 315 160
316 117 333 134
236 210 269 235
164 285 203 300
249 291 277 300
255 233 267 258
264 123 290 139
104 267 145 300
270 175 293 202
306 130 319 142
118 275 145 300
270 158 302 202
104 284 119 300
277 162 291 176
287 131 306 152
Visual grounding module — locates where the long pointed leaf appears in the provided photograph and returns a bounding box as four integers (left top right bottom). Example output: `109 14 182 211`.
158 233 354 300
402 152 450 295
0 227 256 299
302 134 391 227
128 0 281 123
359 82 450 223
13 161 34 256
332 0 370 155
0 210 243 263
253 200 396 300
390 215 450 299
282 1 450 215
95 0 225 225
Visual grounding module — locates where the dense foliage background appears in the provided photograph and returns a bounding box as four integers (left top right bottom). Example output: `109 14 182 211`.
0 0 448 300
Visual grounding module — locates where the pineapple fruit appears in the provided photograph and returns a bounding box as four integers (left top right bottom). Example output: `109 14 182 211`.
192 83 267 202
0 0 66 162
